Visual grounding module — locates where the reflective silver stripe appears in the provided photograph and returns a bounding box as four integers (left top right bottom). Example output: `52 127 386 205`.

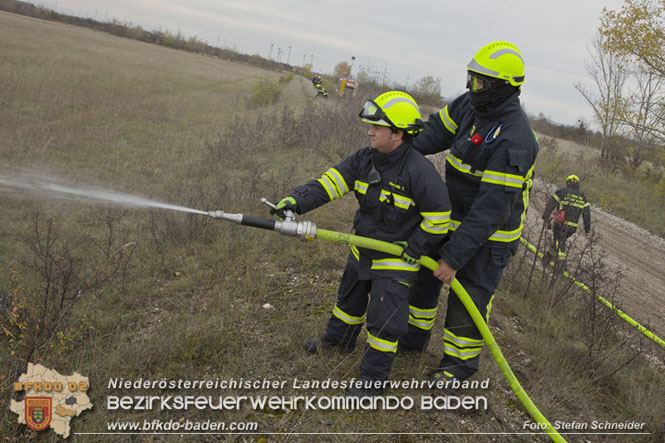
489 48 524 63
327 168 349 195
317 175 338 200
438 106 458 134
420 219 448 234
371 259 420 272
367 332 398 353
408 316 435 330
448 219 461 231
392 194 414 209
354 180 368 195
333 304 364 325
421 212 450 224
467 58 500 77
409 305 437 318
382 96 418 110
444 344 483 359
481 170 525 188
446 153 483 177
444 329 484 346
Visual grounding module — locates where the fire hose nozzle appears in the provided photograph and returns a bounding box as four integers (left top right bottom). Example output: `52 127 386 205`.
208 210 243 224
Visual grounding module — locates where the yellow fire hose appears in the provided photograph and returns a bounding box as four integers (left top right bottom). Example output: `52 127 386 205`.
520 237 665 349
208 205 566 442
316 229 566 443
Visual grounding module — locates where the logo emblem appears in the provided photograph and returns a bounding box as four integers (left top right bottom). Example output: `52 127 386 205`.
25 397 52 431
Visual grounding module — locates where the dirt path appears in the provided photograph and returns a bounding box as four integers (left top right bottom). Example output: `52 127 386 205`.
525 178 665 342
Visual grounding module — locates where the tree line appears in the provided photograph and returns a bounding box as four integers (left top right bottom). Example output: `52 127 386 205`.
576 0 665 169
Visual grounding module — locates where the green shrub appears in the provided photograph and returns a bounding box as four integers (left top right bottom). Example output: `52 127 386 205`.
250 76 283 106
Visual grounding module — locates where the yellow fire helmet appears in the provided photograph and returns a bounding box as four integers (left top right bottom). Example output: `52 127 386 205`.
359 91 423 135
566 174 580 183
466 41 525 87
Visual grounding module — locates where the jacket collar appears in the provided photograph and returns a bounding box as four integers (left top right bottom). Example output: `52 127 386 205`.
371 142 410 167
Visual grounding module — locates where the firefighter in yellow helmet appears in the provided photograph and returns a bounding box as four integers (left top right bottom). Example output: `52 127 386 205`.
271 91 451 397
542 174 592 267
402 41 539 386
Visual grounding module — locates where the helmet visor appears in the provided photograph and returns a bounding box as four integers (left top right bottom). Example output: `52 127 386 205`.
359 99 394 127
467 72 490 92
359 100 384 121
466 71 505 93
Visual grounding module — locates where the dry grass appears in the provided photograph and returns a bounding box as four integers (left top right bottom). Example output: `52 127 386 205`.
0 11 663 443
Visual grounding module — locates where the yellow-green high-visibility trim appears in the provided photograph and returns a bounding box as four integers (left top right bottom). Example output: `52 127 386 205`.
354 180 369 195
408 316 436 330
448 219 461 232
488 226 523 242
371 258 420 272
486 294 495 323
367 332 398 353
408 304 438 331
444 328 484 347
443 343 483 360
420 212 450 235
350 245 360 261
324 168 349 196
409 305 438 318
317 176 335 200
564 221 579 227
333 304 365 325
379 190 414 210
481 170 525 189
438 105 458 135
446 153 483 178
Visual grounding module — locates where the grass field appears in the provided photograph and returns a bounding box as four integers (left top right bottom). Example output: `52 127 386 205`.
1 10 664 442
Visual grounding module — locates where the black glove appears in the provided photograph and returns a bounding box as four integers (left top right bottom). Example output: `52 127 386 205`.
270 196 299 220
395 241 420 265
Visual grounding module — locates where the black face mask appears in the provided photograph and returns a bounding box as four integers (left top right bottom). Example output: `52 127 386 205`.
469 84 518 112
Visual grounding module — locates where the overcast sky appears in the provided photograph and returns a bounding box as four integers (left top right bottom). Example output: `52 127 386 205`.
40 0 626 126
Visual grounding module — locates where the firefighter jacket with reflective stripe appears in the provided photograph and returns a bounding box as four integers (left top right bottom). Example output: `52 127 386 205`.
413 91 538 271
290 143 451 278
543 184 591 232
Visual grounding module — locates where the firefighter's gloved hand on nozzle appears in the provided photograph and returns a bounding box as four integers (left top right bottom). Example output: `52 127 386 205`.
394 241 420 265
271 196 299 220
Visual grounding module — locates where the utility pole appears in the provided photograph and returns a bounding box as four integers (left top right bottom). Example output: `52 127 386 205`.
350 56 355 78
269 43 274 60
310 54 314 65
277 47 282 63
286 46 291 65
302 54 306 66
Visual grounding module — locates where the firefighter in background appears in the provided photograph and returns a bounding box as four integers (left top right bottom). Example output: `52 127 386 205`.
312 74 328 98
400 41 539 385
271 91 450 397
542 174 591 266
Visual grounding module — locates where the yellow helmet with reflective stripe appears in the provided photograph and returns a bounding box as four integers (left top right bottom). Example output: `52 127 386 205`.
359 91 423 135
467 41 525 87
566 174 579 183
